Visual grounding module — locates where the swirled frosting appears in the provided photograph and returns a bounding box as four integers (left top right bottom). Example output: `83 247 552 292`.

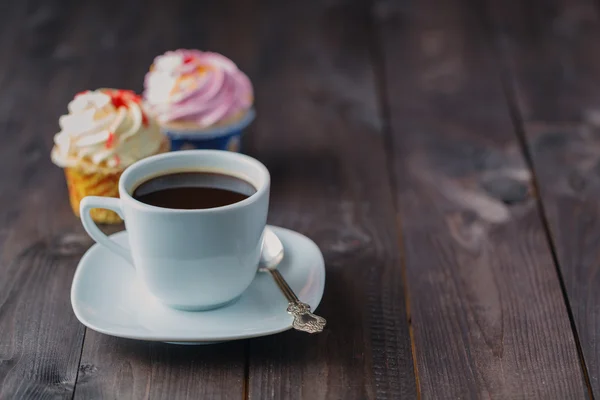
143 50 253 128
51 89 165 171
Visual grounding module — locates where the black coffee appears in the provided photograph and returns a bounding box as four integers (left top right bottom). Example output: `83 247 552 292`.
132 171 256 210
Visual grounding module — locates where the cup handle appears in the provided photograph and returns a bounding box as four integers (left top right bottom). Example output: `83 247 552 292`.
80 196 133 266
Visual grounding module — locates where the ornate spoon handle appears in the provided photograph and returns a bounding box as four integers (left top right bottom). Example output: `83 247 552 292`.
264 269 326 333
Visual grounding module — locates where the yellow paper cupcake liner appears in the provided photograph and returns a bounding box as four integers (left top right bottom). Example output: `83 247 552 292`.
63 138 170 224
65 167 123 224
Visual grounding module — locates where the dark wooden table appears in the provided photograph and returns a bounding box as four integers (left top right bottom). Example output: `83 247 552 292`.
2 0 600 398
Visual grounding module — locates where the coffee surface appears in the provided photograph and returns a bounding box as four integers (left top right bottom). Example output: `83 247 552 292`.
132 171 256 210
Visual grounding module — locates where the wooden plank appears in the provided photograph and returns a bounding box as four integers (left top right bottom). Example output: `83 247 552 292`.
486 0 600 395
241 0 418 399
375 0 588 397
71 0 248 399
0 0 95 398
75 337 245 399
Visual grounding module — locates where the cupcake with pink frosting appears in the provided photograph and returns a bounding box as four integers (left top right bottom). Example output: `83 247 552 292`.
143 49 255 152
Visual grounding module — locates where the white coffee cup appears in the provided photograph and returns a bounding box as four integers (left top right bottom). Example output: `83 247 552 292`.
80 150 270 311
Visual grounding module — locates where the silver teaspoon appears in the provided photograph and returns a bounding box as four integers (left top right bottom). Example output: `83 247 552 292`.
259 228 326 333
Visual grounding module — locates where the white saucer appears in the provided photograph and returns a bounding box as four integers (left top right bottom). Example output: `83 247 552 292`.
71 226 325 344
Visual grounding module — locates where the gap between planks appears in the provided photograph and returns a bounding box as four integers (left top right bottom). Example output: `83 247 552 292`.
71 328 88 400
364 1 422 397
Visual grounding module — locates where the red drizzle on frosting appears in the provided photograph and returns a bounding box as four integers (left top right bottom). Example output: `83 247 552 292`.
106 89 149 126
107 89 135 109
105 132 115 148
110 95 128 109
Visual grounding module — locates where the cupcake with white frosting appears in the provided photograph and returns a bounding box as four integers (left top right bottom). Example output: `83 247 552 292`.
143 49 255 152
51 89 169 223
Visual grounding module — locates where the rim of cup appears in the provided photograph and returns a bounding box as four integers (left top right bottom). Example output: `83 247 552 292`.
118 149 270 214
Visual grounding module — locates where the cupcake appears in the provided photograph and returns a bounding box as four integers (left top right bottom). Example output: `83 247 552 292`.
143 49 255 152
51 89 169 223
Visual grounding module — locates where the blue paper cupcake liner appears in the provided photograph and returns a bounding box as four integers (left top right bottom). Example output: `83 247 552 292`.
162 109 256 152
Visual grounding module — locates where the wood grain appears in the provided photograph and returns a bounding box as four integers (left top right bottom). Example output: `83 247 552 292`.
486 0 600 395
375 0 588 397
240 0 417 398
0 0 97 398
75 336 245 400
